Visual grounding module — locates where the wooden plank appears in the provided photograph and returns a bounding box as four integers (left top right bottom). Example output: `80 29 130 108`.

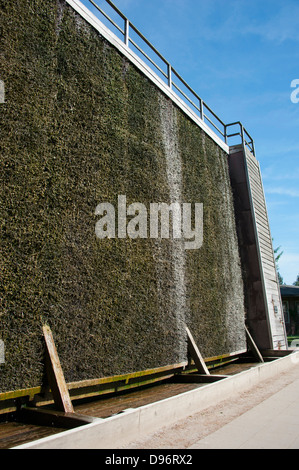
43 325 74 413
249 166 263 181
245 326 264 363
256 225 272 240
264 283 280 294
259 248 274 260
260 245 275 257
252 193 266 206
261 255 276 267
257 233 271 245
255 210 269 222
257 229 273 243
67 373 177 402
185 326 210 375
250 180 265 197
0 361 186 409
67 362 187 390
260 246 273 260
262 268 277 280
261 260 276 270
256 224 271 239
0 387 41 403
255 214 271 230
261 256 276 267
262 266 277 277
254 210 269 227
261 349 292 358
248 170 263 186
252 191 267 207
248 176 264 192
204 349 247 363
264 281 280 291
262 264 277 275
259 245 275 259
246 160 259 174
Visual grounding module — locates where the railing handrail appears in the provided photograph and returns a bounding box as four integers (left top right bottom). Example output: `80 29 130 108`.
87 0 255 157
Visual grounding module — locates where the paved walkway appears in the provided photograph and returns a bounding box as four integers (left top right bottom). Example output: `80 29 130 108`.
126 359 299 450
189 377 299 449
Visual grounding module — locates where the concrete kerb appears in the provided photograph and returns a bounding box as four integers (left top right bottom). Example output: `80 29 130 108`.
13 351 299 449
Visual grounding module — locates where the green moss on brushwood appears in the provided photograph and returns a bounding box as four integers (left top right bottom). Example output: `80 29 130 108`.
178 114 246 358
0 0 246 393
0 0 177 391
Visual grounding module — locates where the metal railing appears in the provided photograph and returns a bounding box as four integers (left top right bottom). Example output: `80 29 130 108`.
87 0 255 156
225 122 255 155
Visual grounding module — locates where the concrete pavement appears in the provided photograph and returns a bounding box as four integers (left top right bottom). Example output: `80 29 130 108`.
190 365 299 449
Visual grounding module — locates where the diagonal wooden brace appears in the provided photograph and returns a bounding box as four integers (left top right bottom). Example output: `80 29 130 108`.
43 324 74 413
185 326 210 375
245 326 264 363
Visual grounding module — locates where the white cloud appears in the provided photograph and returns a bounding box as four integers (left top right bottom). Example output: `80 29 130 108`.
262 165 299 181
265 187 299 198
245 4 299 43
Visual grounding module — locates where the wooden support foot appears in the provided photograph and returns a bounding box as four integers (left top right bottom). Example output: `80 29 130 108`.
18 406 100 429
174 374 227 384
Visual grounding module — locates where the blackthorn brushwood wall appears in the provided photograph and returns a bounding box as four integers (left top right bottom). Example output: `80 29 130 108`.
0 0 246 393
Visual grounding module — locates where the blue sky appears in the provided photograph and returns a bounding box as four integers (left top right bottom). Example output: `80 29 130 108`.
82 0 299 285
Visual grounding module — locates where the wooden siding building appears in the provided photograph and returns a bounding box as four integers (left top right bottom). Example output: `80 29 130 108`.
281 286 299 336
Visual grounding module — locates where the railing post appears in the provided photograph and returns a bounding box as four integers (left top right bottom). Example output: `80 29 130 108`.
124 18 129 47
240 123 245 147
199 98 203 121
251 140 256 158
224 124 228 144
168 63 172 89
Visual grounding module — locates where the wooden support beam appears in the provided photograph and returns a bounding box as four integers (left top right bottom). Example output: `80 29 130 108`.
18 406 99 429
174 374 227 384
43 325 74 413
245 326 264 363
261 349 292 358
185 326 210 375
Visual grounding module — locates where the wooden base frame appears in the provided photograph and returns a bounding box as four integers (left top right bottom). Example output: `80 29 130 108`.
1 324 287 418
